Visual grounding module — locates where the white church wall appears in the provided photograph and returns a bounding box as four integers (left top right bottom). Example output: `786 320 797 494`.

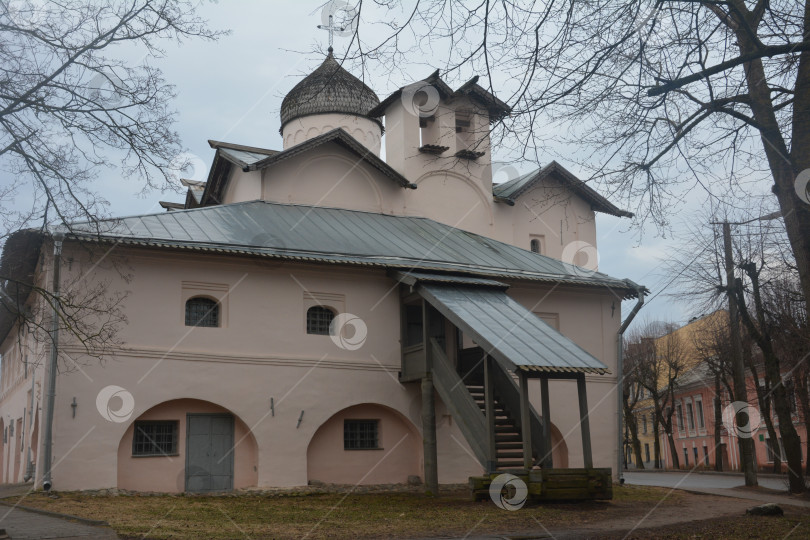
282 114 382 156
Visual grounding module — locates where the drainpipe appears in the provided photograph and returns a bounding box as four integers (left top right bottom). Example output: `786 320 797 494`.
41 232 64 491
617 282 645 484
23 369 35 482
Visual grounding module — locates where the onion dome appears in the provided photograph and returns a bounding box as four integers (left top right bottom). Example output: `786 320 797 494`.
280 49 381 130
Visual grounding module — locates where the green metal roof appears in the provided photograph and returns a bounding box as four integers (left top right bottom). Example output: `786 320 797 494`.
418 283 610 374
493 161 633 218
67 200 641 295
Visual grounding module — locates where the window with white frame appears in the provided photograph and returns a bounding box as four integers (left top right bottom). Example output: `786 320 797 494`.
676 403 685 432
686 401 695 431
642 414 647 434
695 397 705 429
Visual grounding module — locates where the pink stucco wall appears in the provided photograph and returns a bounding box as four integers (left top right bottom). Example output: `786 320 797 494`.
307 403 421 485
117 399 258 492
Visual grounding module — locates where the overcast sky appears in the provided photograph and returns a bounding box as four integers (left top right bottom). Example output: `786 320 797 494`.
91 0 756 329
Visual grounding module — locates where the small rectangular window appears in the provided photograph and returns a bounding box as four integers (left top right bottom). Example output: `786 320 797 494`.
344 419 379 450
703 445 709 466
132 421 179 457
683 447 689 467
404 304 423 347
686 402 695 430
696 399 705 429
644 443 650 463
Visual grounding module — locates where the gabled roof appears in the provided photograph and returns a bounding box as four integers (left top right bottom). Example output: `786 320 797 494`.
368 70 511 122
492 161 634 218
65 200 642 297
246 128 416 189
208 140 279 169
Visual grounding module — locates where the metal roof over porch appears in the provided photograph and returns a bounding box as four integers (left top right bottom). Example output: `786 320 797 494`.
416 282 610 375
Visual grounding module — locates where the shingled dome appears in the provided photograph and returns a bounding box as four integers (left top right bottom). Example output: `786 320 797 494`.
280 50 381 130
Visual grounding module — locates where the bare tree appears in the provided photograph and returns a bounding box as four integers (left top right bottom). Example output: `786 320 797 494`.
347 1 810 325
0 1 222 354
622 336 646 469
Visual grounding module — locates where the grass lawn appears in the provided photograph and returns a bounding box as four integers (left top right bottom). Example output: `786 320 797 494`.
3 485 672 539
0 485 800 539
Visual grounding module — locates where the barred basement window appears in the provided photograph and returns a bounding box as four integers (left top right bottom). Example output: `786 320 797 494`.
132 421 179 457
344 419 379 450
307 306 335 335
185 297 219 327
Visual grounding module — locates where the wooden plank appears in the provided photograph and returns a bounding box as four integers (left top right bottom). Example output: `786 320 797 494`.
576 374 593 469
421 374 439 496
540 376 552 468
519 370 532 470
484 356 497 473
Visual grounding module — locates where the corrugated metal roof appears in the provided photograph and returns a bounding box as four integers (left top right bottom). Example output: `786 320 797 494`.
418 283 609 374
391 270 507 288
67 200 640 294
493 161 633 218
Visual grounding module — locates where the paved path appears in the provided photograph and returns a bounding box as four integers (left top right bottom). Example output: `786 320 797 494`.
624 470 810 508
0 485 118 539
0 505 119 539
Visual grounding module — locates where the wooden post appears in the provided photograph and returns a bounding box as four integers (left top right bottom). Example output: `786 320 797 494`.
484 356 497 473
519 369 533 470
540 376 553 468
421 374 439 495
576 373 593 469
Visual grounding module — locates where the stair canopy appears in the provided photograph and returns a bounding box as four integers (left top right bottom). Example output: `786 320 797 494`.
414 280 610 376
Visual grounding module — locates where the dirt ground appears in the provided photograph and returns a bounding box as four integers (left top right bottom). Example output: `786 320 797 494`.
2 485 807 539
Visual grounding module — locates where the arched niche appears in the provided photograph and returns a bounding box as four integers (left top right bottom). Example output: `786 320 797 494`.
307 403 422 485
117 398 258 493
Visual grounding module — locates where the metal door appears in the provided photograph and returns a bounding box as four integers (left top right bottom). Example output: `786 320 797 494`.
185 414 234 492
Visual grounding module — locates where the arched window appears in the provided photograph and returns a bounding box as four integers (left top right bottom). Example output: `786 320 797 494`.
307 306 335 335
185 297 219 327
530 238 540 253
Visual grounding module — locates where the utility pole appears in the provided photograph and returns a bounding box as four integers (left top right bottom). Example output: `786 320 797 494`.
719 221 758 487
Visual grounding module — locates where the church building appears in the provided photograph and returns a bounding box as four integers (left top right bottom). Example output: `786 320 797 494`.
0 48 643 493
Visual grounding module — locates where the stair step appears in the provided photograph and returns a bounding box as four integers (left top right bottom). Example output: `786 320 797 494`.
495 426 520 433
495 435 522 442
494 418 514 426
496 451 525 459
496 442 524 450
496 460 525 468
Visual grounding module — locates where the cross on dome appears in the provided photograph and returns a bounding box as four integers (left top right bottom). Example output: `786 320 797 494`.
317 14 344 53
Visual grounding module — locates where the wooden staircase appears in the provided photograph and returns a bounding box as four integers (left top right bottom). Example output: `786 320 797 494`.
465 383 532 470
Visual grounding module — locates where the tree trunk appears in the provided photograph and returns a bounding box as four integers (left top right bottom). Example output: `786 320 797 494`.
796 368 810 475
736 267 805 493
751 363 781 473
627 411 645 470
666 430 680 469
653 415 662 469
735 23 810 342
714 375 724 472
